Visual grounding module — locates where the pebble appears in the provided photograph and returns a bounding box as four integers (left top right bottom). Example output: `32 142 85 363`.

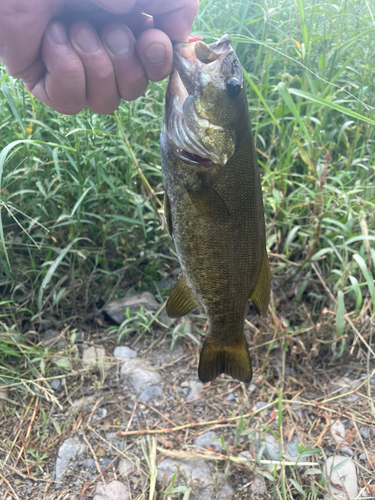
370 428 375 438
330 419 346 444
138 385 163 402
323 456 357 500
339 447 354 457
50 379 61 391
101 458 112 469
93 480 130 500
113 346 137 360
82 346 107 370
217 480 234 500
118 458 135 476
194 431 222 452
120 359 146 378
55 438 86 480
86 459 96 468
104 292 159 325
263 433 300 462
157 459 213 499
291 398 303 420
128 368 161 394
187 380 204 402
359 427 369 439
97 408 107 419
226 393 236 402
359 453 366 460
250 474 267 495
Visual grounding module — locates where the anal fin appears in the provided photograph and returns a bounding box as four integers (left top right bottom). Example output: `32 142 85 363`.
198 337 252 383
166 274 198 318
250 245 271 316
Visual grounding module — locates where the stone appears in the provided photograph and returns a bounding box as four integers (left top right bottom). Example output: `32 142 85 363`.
86 459 96 468
55 438 86 480
330 420 346 444
323 456 358 500
157 459 213 497
187 380 204 402
120 359 146 378
118 458 135 476
291 398 303 420
42 329 64 347
250 474 267 495
339 447 354 458
52 355 72 371
138 385 163 402
217 480 234 499
359 427 369 440
93 480 130 500
227 393 236 402
128 369 161 394
261 433 300 462
101 458 112 469
329 377 362 403
50 379 61 391
82 346 106 370
113 346 137 360
194 432 222 453
104 292 159 325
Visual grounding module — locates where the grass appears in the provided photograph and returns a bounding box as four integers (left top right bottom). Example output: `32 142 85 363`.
0 0 374 498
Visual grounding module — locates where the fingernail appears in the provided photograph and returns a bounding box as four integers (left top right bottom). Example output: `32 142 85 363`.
74 26 100 54
144 42 166 64
105 28 131 57
48 22 67 44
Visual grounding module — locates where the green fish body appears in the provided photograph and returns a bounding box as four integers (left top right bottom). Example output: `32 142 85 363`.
160 35 270 383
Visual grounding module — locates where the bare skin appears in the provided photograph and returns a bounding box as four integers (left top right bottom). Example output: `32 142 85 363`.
0 0 199 114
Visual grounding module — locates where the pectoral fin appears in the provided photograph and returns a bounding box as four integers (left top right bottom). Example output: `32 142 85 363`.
185 173 230 219
250 246 271 316
163 191 173 237
166 274 198 318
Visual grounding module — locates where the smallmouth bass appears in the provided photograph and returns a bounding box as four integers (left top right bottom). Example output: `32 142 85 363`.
160 35 270 383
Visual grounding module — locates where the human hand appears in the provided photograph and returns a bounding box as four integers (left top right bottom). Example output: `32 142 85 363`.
0 0 199 114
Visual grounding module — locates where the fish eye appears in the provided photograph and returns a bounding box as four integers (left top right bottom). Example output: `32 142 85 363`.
225 78 242 98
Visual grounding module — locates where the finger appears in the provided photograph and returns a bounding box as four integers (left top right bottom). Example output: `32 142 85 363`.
27 21 86 115
101 25 149 101
89 0 138 14
140 0 199 42
70 22 120 114
136 29 173 82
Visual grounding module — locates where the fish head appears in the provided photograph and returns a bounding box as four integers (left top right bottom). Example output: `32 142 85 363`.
164 35 247 166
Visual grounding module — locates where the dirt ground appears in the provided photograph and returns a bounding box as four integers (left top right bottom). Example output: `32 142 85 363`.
0 278 374 499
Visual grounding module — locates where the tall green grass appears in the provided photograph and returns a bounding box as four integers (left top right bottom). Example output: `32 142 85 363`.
0 0 374 339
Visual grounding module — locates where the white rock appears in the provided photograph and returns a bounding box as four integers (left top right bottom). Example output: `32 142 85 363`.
187 380 204 402
55 438 86 481
118 458 135 476
104 292 159 324
113 346 137 360
157 458 213 490
82 346 107 370
330 420 346 444
250 474 267 495
128 368 161 394
93 480 129 500
323 456 358 500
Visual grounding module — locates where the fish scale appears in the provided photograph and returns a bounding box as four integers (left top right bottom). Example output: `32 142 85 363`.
161 35 270 383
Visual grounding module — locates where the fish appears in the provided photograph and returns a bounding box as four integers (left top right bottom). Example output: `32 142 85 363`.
160 34 270 384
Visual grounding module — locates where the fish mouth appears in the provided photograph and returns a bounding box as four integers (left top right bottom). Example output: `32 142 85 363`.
165 35 235 166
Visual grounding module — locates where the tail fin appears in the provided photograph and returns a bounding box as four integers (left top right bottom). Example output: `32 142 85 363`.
198 337 252 383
